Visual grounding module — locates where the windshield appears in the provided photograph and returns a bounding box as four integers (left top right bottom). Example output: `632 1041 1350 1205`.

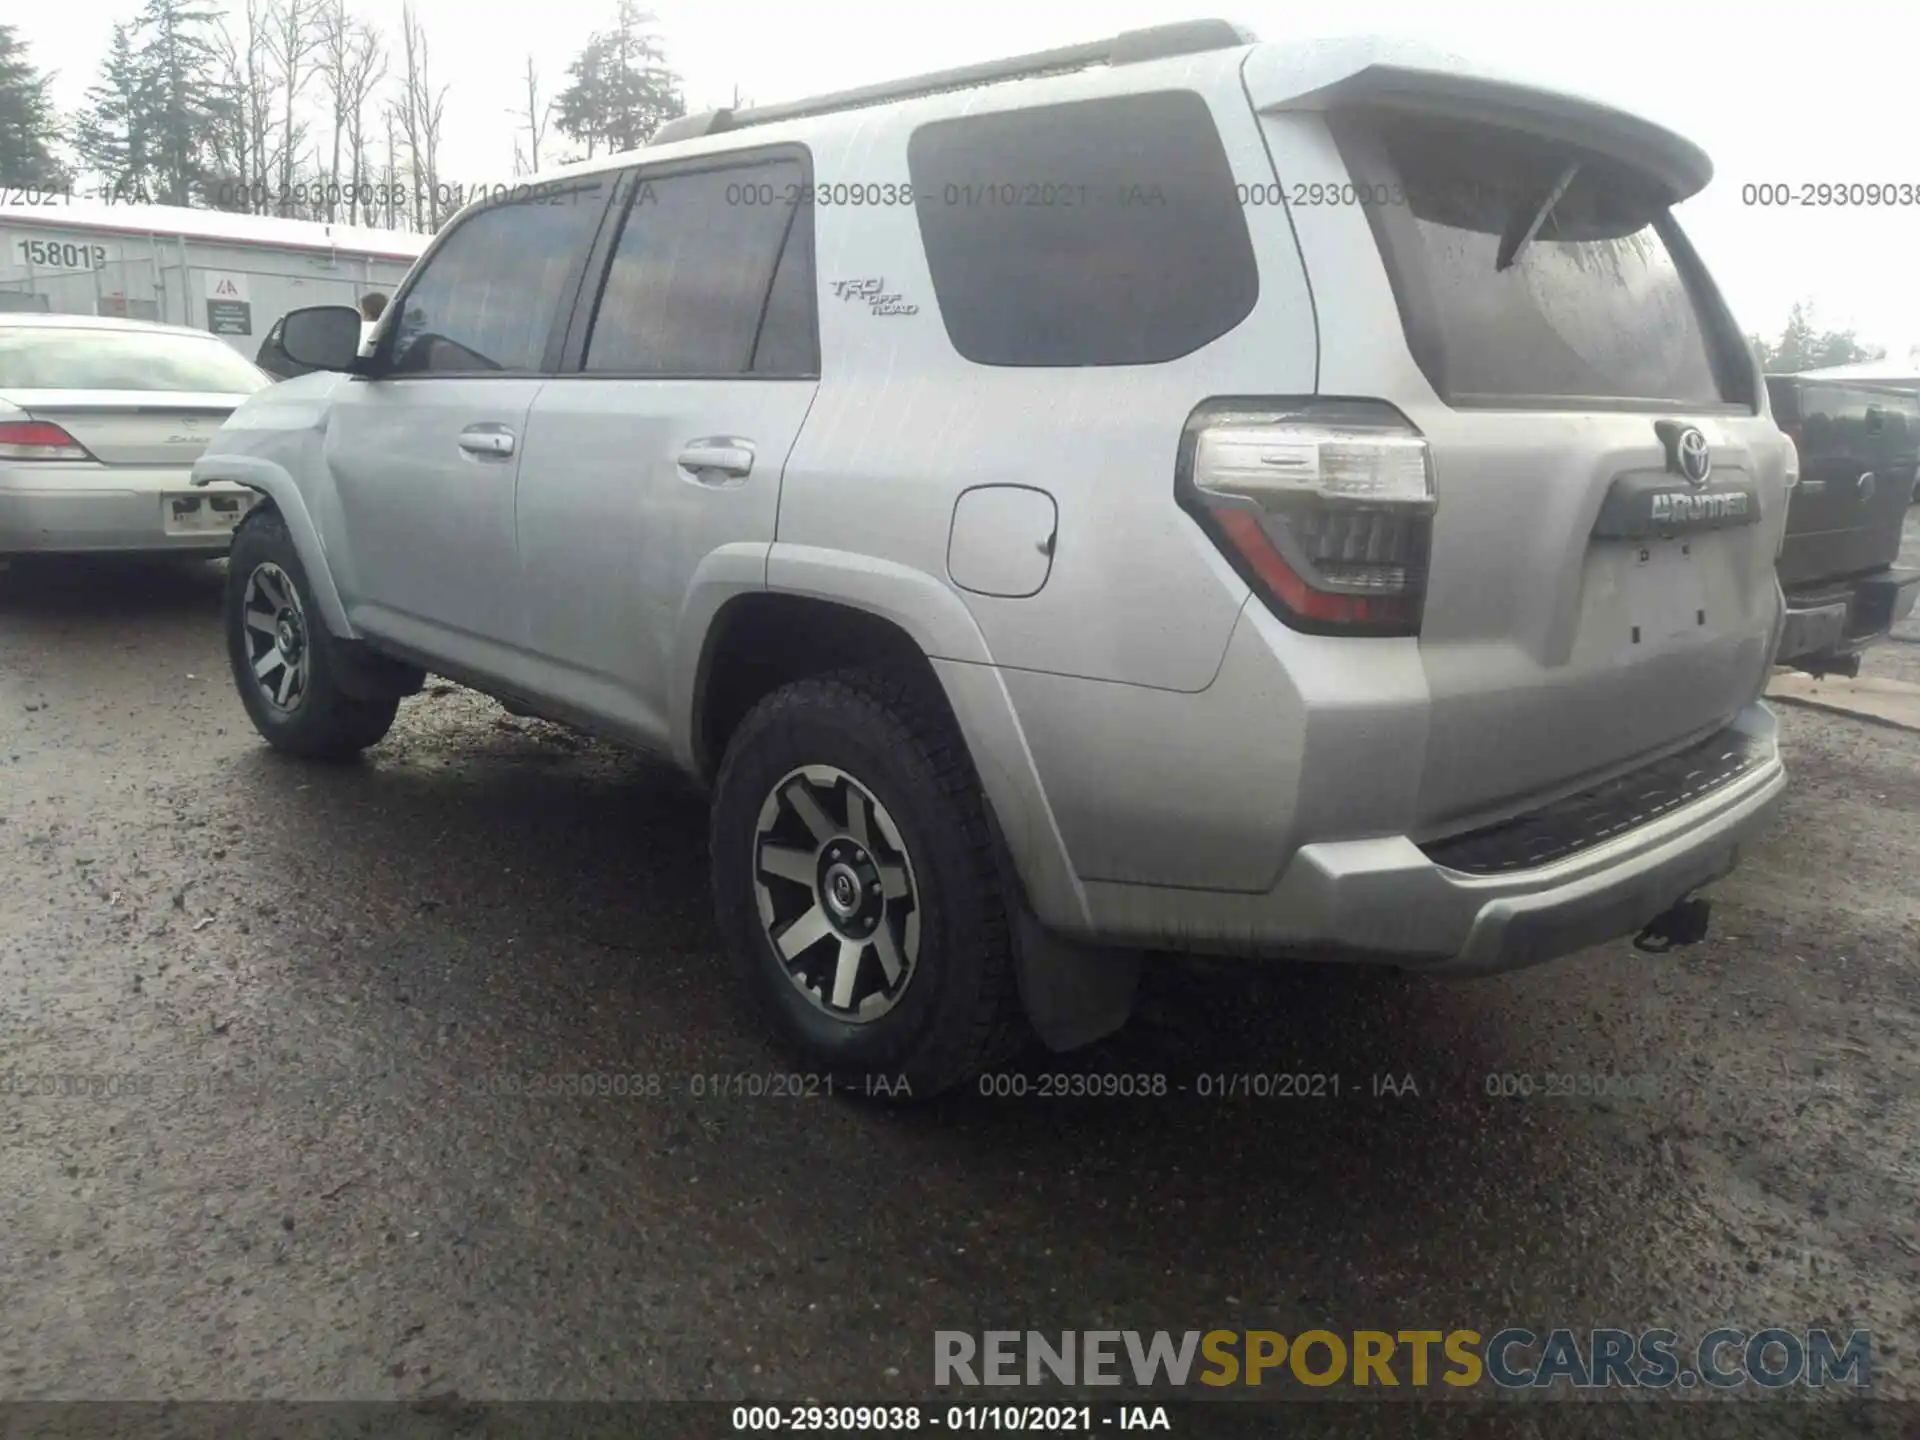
0 327 272 394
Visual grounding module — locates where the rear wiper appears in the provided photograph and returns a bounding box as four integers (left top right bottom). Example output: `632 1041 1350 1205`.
1495 160 1581 272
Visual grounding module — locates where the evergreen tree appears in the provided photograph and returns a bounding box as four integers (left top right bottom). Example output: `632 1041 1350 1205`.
75 24 154 202
136 0 226 205
0 23 68 189
75 0 224 206
1750 301 1887 375
554 2 683 158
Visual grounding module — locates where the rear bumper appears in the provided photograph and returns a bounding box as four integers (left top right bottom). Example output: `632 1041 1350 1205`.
1063 704 1784 975
1776 567 1920 669
0 468 257 554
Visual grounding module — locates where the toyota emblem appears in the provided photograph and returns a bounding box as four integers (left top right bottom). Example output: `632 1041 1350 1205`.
1676 428 1712 487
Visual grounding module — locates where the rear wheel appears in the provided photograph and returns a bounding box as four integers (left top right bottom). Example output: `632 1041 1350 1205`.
225 510 397 759
709 669 1027 1099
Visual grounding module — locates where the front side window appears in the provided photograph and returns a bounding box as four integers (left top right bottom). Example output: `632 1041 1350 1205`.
388 183 608 375
583 156 816 376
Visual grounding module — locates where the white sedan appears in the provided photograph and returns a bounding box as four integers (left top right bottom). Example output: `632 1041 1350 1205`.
0 313 270 556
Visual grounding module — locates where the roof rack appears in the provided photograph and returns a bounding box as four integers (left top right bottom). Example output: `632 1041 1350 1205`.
650 19 1257 146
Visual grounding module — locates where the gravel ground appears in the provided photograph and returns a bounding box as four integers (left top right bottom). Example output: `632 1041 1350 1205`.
2 518 1917 1430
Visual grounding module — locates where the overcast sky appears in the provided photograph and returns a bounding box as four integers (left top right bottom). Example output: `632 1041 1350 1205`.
19 0 1920 361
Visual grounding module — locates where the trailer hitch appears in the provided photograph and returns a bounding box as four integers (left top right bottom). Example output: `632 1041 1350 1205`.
1633 895 1712 954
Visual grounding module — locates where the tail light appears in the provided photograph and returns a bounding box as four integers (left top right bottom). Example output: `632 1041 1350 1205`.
0 420 92 461
1177 398 1435 636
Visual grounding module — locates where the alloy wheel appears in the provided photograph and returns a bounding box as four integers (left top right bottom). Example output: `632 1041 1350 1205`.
751 764 921 1022
240 561 309 712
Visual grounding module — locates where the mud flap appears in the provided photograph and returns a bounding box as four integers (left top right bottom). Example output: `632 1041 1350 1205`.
1011 900 1143 1052
975 781 1141 1051
333 641 425 702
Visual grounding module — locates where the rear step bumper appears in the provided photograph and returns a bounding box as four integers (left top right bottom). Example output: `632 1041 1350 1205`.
1776 567 1920 672
1071 705 1784 975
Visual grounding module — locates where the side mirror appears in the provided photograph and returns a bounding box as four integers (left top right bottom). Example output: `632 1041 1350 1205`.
278 305 364 372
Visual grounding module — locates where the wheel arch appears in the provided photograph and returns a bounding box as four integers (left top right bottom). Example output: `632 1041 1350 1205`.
196 453 355 638
680 548 1091 935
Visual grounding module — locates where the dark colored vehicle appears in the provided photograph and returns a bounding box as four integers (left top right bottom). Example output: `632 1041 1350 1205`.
1767 374 1920 675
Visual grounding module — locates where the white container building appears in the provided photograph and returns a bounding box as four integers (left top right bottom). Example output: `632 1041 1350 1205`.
0 200 429 356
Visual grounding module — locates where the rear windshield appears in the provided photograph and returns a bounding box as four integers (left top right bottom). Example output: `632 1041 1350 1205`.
1343 114 1736 407
0 326 272 393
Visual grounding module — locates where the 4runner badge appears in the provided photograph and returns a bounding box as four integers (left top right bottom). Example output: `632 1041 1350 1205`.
831 277 918 317
1650 489 1750 525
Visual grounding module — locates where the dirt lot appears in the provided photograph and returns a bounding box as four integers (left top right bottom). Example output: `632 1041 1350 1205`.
2 518 1917 1433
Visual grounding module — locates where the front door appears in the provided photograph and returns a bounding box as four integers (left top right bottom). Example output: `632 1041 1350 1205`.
323 177 612 681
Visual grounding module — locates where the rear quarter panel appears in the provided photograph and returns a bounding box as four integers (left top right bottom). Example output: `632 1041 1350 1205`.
773 53 1317 693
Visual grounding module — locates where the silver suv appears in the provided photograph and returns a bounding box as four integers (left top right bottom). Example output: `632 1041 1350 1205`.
195 21 1793 1095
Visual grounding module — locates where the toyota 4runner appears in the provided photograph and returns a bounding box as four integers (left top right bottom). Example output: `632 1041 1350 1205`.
193 21 1794 1095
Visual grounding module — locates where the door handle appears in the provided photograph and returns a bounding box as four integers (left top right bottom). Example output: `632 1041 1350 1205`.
676 437 755 482
458 426 515 458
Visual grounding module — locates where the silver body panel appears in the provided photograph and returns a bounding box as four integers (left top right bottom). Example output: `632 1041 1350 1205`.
193 35 1790 973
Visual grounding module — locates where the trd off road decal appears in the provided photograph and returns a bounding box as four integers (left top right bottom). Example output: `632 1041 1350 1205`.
831 277 918 317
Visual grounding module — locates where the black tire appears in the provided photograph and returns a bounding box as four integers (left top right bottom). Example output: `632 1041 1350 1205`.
709 668 1028 1099
225 508 398 759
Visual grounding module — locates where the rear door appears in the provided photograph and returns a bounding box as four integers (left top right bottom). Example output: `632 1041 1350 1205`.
1252 80 1793 836
1769 378 1919 586
512 152 819 747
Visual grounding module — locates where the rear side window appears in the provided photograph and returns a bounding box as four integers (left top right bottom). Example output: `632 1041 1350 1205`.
583 156 817 376
389 182 608 374
1340 114 1738 407
907 91 1258 367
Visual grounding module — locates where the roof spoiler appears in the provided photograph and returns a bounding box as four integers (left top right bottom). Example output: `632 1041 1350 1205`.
1258 61 1713 204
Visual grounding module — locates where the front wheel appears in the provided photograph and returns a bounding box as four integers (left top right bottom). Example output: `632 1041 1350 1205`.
709 670 1029 1099
225 509 397 759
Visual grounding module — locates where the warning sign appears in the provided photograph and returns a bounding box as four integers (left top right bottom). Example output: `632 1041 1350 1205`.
207 299 252 335
202 272 252 335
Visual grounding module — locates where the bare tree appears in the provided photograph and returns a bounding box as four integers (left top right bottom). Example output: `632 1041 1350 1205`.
392 3 446 230
265 0 324 215
207 17 252 204
208 0 280 210
512 55 552 176
317 0 349 219
342 21 384 224
319 0 383 222
381 103 398 229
